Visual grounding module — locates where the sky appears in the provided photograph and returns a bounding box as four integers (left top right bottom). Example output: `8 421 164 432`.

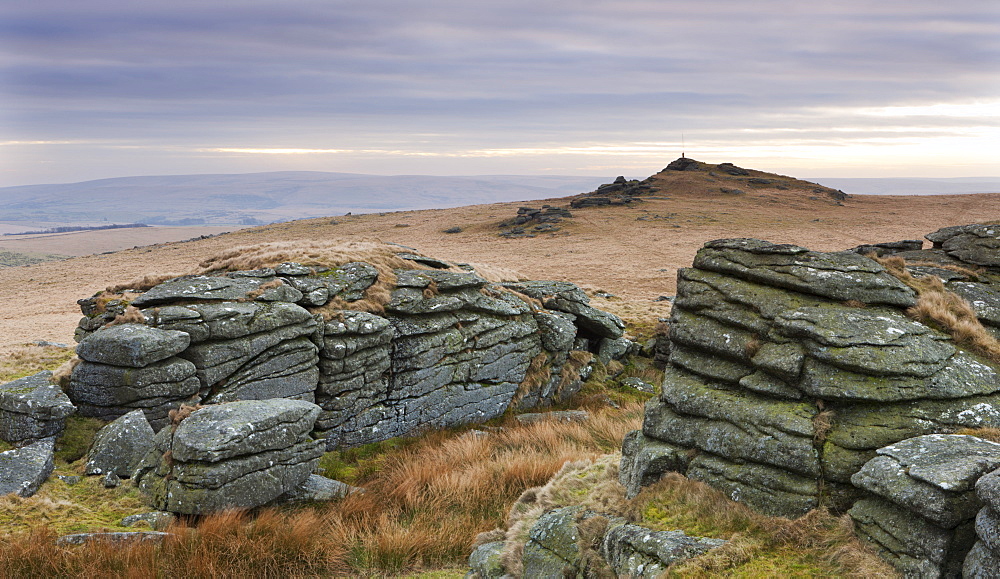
1 0 999 187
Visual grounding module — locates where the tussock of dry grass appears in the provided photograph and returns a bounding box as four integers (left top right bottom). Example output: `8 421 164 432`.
196 240 409 274
0 403 642 577
106 273 182 294
0 343 76 383
493 454 629 576
50 356 80 389
103 306 147 328
874 254 1000 363
640 474 894 577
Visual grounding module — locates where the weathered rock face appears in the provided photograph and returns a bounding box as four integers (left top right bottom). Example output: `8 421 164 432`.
964 465 1000 576
848 434 1000 577
132 399 324 514
69 253 624 449
69 325 201 431
0 437 55 497
515 505 723 578
0 371 76 444
85 409 155 477
621 232 1000 519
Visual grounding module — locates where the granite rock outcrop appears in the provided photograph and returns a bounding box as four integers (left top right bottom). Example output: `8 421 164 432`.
622 225 1000 519
67 250 627 449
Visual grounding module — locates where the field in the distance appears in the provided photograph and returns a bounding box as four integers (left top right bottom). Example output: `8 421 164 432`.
1 163 998 354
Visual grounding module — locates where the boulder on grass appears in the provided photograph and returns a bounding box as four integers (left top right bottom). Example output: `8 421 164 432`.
0 437 55 497
133 399 324 514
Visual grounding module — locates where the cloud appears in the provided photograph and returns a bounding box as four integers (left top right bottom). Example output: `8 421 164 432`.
1 1 998 184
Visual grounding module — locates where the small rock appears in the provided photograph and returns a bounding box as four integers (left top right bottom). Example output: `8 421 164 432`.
58 475 81 485
443 227 462 234
103 472 121 488
56 532 169 546
86 409 155 478
277 474 359 503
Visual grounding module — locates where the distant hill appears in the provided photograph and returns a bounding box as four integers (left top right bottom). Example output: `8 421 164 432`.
807 177 1000 196
0 172 606 226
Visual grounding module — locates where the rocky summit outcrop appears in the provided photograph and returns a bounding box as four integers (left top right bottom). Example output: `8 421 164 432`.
68 251 626 449
132 399 324 514
621 225 1000 520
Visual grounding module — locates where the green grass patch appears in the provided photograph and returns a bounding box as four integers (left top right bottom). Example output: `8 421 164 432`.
55 416 106 464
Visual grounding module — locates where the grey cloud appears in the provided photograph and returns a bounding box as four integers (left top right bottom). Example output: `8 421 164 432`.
1 1 998 184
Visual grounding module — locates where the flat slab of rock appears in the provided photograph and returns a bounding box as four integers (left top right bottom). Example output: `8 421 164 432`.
0 438 55 497
134 399 324 514
851 434 1000 528
276 474 358 503
601 523 725 577
170 399 320 463
76 324 190 367
132 275 301 306
692 238 917 307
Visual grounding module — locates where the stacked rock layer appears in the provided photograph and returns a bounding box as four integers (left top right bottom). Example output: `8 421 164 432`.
622 226 1000 519
69 254 626 448
133 399 324 514
849 434 1000 577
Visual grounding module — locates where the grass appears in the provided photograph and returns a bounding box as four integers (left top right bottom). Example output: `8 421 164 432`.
639 475 894 577
0 396 644 577
0 343 76 383
874 255 1000 363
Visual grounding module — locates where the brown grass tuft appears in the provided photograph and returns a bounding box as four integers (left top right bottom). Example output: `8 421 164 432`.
103 305 148 327
422 280 440 299
239 278 285 302
873 254 1000 363
50 355 80 390
745 336 762 358
557 350 595 397
813 409 835 444
169 403 205 426
842 299 867 309
955 427 1000 444
91 292 127 315
513 353 552 407
106 273 182 294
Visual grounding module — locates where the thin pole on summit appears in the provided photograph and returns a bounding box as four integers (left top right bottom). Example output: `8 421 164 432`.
681 134 685 158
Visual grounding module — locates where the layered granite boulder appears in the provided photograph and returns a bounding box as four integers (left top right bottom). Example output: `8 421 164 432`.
132 399 324 514
0 371 75 444
621 233 1000 519
68 251 626 449
848 434 1000 577
68 324 200 430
